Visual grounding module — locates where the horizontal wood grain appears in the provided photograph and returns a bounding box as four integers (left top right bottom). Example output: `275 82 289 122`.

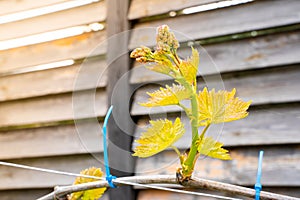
137 188 300 200
0 154 105 189
138 189 243 200
0 189 109 200
0 187 298 200
134 103 300 148
0 89 107 128
0 189 53 200
0 0 70 16
0 121 103 160
128 0 218 20
130 30 300 84
0 30 106 73
1 0 300 197
0 1 106 41
134 145 300 186
0 57 107 102
4 103 298 160
1 145 299 190
0 187 300 200
129 0 300 48
131 65 300 115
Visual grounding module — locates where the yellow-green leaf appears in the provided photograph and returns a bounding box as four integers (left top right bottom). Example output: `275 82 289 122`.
146 51 176 76
198 137 231 160
133 118 185 157
146 63 172 76
198 87 251 126
140 84 190 107
178 47 199 85
68 167 106 200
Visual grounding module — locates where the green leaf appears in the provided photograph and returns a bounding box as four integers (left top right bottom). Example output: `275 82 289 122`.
133 118 185 157
198 87 251 126
198 137 231 160
68 167 106 200
178 47 199 85
149 50 178 75
140 84 190 107
145 62 173 76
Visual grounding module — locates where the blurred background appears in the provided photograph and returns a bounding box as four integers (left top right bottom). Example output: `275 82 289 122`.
0 0 300 199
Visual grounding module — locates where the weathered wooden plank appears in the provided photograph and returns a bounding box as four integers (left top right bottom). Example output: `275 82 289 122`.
0 0 69 16
0 189 53 200
130 30 300 84
0 89 107 128
0 154 105 189
0 58 107 102
138 189 244 200
263 188 300 199
131 65 300 115
0 189 109 200
106 0 135 199
135 145 300 186
0 121 104 160
128 0 218 20
137 188 300 200
5 104 297 161
0 188 298 200
129 0 300 48
0 1 106 41
0 146 299 190
0 30 106 73
134 103 300 148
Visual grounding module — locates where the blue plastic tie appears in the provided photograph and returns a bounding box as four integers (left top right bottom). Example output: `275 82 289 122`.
255 151 264 200
102 105 117 188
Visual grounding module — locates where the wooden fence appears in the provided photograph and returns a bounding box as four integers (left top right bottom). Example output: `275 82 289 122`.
0 0 300 199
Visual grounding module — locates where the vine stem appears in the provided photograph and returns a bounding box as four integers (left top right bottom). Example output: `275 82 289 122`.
179 103 191 117
171 65 201 178
181 92 199 176
37 175 299 200
171 145 181 157
199 124 210 141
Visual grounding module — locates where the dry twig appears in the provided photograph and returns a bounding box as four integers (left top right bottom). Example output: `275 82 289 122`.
37 175 299 200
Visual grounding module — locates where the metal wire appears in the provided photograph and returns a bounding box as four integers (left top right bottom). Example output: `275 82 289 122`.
0 160 243 200
0 161 105 180
114 179 243 200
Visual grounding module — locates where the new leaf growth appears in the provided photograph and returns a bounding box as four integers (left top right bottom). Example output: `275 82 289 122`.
68 167 106 200
131 25 251 182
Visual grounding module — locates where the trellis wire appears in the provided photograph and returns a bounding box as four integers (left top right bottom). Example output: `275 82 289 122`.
114 179 243 200
0 161 105 180
1 160 298 200
0 160 241 200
